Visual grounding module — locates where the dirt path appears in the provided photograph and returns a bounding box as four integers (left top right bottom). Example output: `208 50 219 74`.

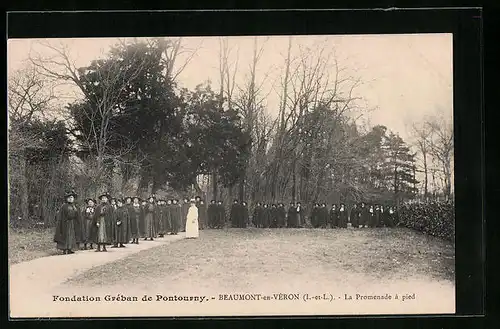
9 234 184 318
9 228 455 318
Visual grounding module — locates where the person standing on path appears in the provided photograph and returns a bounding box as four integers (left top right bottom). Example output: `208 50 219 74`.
143 196 157 241
349 203 359 228
112 199 130 248
165 199 173 234
129 197 142 244
277 203 286 228
240 201 249 228
359 202 369 228
54 190 80 255
287 202 297 228
207 200 217 228
230 199 240 228
296 202 304 227
338 203 348 228
216 200 226 228
170 199 182 235
81 198 96 250
262 203 271 228
179 198 188 232
198 200 207 230
329 204 339 228
139 200 147 238
92 193 114 252
252 202 263 228
185 199 199 239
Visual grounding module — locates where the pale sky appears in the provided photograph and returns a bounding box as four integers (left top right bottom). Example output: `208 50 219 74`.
7 34 453 145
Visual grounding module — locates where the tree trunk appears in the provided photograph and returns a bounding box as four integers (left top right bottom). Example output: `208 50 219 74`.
137 171 149 196
292 159 297 203
238 176 245 202
19 152 30 222
212 168 218 201
423 151 428 199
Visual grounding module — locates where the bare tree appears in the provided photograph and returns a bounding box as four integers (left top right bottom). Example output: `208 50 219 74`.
426 113 454 199
8 64 58 222
411 121 433 199
29 40 148 194
266 37 363 203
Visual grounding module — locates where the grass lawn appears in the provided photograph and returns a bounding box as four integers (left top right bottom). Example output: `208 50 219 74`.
65 227 455 292
8 227 58 265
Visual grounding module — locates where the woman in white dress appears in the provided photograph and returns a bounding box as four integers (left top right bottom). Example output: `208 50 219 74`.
185 199 199 239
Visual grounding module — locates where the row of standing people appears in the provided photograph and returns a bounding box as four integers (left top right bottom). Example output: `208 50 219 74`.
54 191 203 254
206 200 398 229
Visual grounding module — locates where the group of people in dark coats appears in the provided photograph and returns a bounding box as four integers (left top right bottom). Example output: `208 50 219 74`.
53 191 207 255
203 200 398 229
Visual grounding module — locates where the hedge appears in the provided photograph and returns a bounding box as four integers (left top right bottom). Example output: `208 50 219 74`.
397 201 455 242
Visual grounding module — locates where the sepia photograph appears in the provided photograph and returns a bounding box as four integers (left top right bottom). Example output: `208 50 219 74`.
8 33 455 318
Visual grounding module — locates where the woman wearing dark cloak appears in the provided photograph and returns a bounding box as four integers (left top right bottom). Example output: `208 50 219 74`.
198 200 208 230
170 199 182 235
287 203 297 228
310 203 320 228
319 203 328 228
216 201 226 228
144 196 157 240
329 204 339 228
113 199 130 247
92 193 114 252
359 202 369 228
269 204 278 228
277 203 286 228
54 191 80 254
262 204 271 228
230 200 240 228
368 205 375 228
208 200 217 228
81 198 96 250
164 199 173 234
350 204 359 228
129 197 142 244
156 199 165 237
338 203 348 228
139 200 147 238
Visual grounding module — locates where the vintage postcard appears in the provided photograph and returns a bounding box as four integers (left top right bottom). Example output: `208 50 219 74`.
8 33 455 318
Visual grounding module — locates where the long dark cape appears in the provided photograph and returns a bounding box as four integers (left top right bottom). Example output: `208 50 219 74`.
54 203 80 245
92 203 114 244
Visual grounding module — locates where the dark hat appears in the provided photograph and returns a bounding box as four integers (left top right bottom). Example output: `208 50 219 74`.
125 196 132 201
65 190 77 199
116 198 124 204
132 196 141 202
148 195 156 200
98 192 111 200
85 198 96 204
233 199 239 203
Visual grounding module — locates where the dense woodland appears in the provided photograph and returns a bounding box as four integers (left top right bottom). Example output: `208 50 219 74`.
8 37 454 227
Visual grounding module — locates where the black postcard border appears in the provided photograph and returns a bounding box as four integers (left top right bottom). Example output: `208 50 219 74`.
4 7 485 328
